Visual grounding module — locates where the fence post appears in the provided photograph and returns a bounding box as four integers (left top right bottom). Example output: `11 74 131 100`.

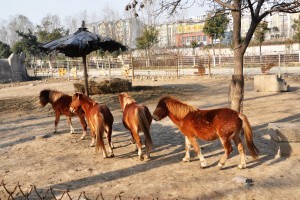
278 52 281 76
108 58 111 81
208 54 211 77
67 59 70 80
177 56 179 79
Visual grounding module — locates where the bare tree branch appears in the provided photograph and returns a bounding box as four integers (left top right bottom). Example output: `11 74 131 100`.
246 0 255 19
213 0 234 9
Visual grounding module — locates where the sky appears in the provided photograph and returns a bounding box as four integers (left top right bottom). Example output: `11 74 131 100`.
0 0 208 25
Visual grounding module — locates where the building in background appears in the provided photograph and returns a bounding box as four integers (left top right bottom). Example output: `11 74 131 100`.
87 12 299 50
156 22 178 48
87 18 145 49
240 12 300 40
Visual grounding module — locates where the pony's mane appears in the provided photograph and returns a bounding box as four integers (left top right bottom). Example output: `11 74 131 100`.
49 90 69 103
120 93 136 109
163 96 197 119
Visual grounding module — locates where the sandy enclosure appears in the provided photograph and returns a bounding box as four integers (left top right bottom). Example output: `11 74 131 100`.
0 76 300 199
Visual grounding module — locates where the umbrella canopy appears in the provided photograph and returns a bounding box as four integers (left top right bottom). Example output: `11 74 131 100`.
40 21 127 97
40 27 127 57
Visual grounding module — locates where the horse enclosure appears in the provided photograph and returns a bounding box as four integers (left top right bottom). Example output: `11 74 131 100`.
1 76 300 199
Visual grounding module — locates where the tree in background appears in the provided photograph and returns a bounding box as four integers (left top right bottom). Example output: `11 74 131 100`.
36 27 69 44
136 26 159 67
270 26 280 38
7 15 34 47
254 21 269 63
12 30 41 58
0 41 12 59
190 40 198 66
36 14 69 44
126 0 300 112
203 13 229 66
292 15 300 42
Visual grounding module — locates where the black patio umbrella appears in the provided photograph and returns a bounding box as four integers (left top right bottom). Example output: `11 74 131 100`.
40 21 127 97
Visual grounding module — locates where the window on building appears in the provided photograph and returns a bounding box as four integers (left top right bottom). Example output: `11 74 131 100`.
197 35 201 42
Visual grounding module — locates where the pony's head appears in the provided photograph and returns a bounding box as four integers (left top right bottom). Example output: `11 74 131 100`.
152 96 169 121
70 92 83 113
39 89 51 107
118 92 135 110
153 96 197 121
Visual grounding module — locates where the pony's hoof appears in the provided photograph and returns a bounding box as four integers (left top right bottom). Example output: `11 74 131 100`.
200 161 207 168
53 130 57 134
182 157 190 162
89 143 95 147
237 164 246 169
218 162 224 169
139 156 144 161
144 155 151 160
110 153 114 158
79 136 85 140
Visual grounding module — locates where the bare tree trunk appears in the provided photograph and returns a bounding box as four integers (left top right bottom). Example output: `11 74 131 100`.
231 7 244 112
231 50 244 112
212 39 216 67
259 44 262 63
208 54 211 77
219 41 221 65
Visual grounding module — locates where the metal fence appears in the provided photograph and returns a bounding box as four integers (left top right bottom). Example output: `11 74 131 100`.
0 181 162 200
28 52 300 79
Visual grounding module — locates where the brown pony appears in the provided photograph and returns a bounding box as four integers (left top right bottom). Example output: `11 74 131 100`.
152 96 259 169
39 89 87 138
70 93 114 158
118 93 153 161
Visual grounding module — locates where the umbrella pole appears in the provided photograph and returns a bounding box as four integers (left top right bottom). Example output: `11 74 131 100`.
82 55 90 97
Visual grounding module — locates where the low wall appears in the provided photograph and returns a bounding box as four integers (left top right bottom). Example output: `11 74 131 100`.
0 53 29 83
268 123 300 157
254 75 289 92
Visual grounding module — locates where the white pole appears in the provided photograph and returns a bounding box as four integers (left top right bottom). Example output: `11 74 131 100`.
278 52 281 77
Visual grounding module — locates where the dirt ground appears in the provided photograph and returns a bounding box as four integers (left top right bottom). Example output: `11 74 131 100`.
0 75 300 200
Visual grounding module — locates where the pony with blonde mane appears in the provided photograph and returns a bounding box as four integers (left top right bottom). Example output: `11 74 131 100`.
118 92 153 161
39 89 87 138
70 93 114 158
152 96 259 169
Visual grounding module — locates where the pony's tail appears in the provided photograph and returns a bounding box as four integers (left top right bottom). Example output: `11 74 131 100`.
239 113 259 160
39 89 51 107
95 113 105 153
137 107 154 150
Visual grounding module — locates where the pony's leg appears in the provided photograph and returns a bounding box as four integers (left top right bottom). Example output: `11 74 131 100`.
132 130 143 161
79 131 87 140
218 137 233 169
99 138 108 159
144 137 151 159
188 137 207 168
67 116 75 134
54 112 60 133
129 131 138 151
233 134 247 169
89 131 96 147
105 126 114 157
182 136 191 162
78 115 88 140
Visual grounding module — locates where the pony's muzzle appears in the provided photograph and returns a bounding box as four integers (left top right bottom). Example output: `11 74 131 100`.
152 114 160 121
70 107 75 113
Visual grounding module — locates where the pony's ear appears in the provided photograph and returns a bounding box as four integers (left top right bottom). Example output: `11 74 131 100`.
73 93 81 99
77 93 83 99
